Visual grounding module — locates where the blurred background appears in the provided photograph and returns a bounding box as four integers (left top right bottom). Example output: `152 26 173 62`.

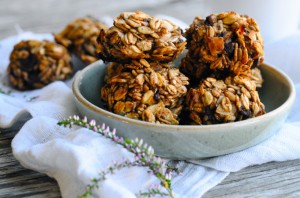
1 0 300 44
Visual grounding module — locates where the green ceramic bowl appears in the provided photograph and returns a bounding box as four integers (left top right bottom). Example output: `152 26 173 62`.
72 61 295 159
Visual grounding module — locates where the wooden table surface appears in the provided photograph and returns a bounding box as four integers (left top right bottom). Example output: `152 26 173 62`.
1 0 300 197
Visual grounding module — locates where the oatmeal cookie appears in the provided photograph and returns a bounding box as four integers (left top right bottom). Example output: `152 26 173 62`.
54 17 108 64
101 59 189 124
97 11 186 63
7 40 73 90
186 75 265 124
181 12 264 82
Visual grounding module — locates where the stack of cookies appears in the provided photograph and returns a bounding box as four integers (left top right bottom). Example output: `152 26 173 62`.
98 11 189 124
181 12 266 124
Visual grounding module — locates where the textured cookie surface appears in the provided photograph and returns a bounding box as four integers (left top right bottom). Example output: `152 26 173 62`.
7 40 73 90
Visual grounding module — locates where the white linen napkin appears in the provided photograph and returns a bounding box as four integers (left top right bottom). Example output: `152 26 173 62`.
1 29 300 197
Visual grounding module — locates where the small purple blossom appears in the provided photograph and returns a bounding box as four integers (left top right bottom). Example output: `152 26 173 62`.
73 115 79 120
89 119 96 126
83 116 87 123
112 128 116 136
113 136 118 142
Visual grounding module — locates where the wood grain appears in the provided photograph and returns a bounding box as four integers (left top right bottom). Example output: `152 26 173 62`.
1 0 300 197
0 120 61 198
204 160 300 197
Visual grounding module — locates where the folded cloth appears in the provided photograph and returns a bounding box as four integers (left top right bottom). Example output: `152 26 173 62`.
1 27 300 197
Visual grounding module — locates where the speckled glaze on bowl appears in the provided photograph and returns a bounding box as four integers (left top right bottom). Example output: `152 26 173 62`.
72 61 295 159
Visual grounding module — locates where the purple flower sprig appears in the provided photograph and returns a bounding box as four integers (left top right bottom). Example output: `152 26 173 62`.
58 115 175 198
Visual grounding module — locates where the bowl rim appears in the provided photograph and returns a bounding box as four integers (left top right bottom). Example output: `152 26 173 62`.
72 60 296 131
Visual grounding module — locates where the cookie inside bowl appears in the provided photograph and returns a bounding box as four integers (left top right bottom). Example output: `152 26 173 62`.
72 60 295 159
